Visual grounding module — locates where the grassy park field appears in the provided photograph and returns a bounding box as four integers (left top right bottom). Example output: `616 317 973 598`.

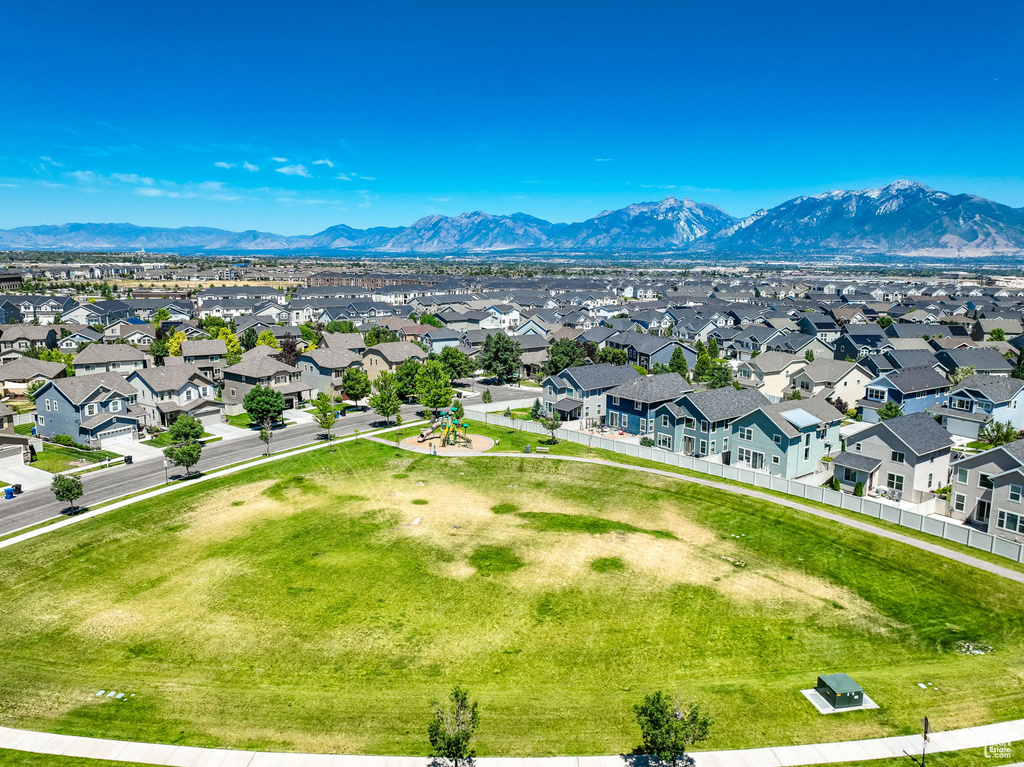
0 439 1022 757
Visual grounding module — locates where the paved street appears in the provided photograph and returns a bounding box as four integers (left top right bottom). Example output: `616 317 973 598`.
0 381 526 538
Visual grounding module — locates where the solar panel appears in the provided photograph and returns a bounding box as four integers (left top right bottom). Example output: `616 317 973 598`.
779 407 822 429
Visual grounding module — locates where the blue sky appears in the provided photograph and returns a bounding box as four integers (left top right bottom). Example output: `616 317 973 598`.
1 0 1021 235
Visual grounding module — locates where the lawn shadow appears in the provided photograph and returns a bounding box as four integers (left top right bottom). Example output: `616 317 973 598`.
623 753 693 767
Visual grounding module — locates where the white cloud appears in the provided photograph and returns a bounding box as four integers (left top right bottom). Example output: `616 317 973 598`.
312 159 335 168
271 157 288 163
39 156 64 166
0 183 18 188
431 197 451 202
275 196 338 205
214 161 236 169
358 176 376 181
334 173 352 181
135 187 172 197
68 170 99 184
111 172 155 185
243 162 260 172
594 158 614 162
275 164 312 178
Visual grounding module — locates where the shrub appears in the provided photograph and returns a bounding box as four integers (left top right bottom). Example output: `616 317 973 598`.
639 436 655 447
831 476 840 491
53 434 74 446
854 481 864 497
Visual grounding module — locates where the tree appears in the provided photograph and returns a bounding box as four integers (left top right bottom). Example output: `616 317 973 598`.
453 399 465 419
596 347 628 365
256 330 281 350
541 411 562 443
202 316 231 335
478 332 522 383
542 338 586 377
481 389 492 404
364 326 399 346
668 346 689 379
651 362 671 375
243 385 286 431
991 327 1006 341
707 337 719 359
258 427 273 456
215 327 243 365
949 366 976 385
633 691 713 767
341 367 371 407
311 392 338 444
804 349 815 363
299 323 320 344
240 327 258 350
417 359 455 414
829 396 848 414
152 307 170 328
705 363 732 389
979 420 1020 447
164 440 203 477
276 333 299 366
877 400 903 420
149 335 169 364
854 480 864 497
166 330 187 357
427 686 479 767
51 473 84 514
694 346 712 382
1013 350 1024 381
419 313 443 328
369 370 402 424
786 390 803 400
395 358 422 401
877 316 893 329
530 398 543 419
325 319 358 334
26 379 45 404
439 346 474 384
168 413 203 443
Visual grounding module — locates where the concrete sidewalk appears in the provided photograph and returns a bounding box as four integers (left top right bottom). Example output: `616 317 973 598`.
0 717 1020 766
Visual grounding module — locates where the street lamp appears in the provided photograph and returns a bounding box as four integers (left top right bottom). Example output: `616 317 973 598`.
163 458 168 484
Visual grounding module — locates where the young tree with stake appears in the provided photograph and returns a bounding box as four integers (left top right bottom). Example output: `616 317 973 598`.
427 686 479 767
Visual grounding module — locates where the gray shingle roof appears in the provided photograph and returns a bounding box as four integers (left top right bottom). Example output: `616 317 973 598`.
798 359 860 383
129 364 213 392
759 397 843 437
225 357 299 378
952 374 1024 403
832 451 883 472
606 373 692 404
745 351 806 374
299 347 361 369
878 412 954 455
50 373 136 404
74 343 146 364
181 339 227 356
556 363 641 390
880 365 951 394
939 347 1013 372
363 341 426 364
0 356 66 380
682 387 769 421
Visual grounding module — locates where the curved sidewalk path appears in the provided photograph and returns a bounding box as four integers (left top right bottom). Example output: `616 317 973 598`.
3 438 1023 766
374 440 1024 584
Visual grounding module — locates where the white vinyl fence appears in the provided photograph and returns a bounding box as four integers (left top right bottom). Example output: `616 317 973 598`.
478 412 1024 566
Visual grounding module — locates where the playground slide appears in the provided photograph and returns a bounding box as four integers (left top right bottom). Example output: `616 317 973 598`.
417 423 443 442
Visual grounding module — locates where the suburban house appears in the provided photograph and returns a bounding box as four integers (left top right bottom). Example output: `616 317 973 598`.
33 374 142 447
935 348 1014 377
297 347 363 395
72 344 148 376
831 412 953 503
127 364 224 428
181 338 228 383
788 359 870 406
735 352 807 399
651 387 768 457
728 397 842 478
541 363 641 425
604 373 692 435
321 332 367 354
63 299 132 326
796 313 842 343
57 327 103 352
858 365 952 423
604 332 687 370
0 357 67 396
361 341 427 380
223 357 314 411
0 325 57 353
949 440 1024 541
931 375 1024 440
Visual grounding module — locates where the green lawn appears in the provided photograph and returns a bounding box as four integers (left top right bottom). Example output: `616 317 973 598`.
30 444 121 473
0 751 154 766
0 441 1023 757
13 423 33 436
142 430 214 448
966 441 995 451
226 413 293 429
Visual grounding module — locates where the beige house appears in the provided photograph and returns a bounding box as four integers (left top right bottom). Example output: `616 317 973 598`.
0 357 67 396
735 352 807 399
362 342 427 380
788 359 870 405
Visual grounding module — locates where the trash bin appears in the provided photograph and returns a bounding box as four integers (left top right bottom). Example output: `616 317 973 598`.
4 487 14 500
525 444 531 453
12 484 22 495
124 455 133 465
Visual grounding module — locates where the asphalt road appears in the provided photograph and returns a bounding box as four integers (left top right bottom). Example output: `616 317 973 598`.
0 382 530 538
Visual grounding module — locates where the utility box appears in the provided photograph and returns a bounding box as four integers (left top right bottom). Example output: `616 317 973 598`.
816 674 864 709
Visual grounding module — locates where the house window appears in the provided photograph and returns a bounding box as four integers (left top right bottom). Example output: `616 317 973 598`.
611 396 620 406
997 510 1024 534
699 440 707 454
85 404 98 416
950 397 972 411
978 500 991 523
891 451 905 464
956 467 968 484
980 473 993 490
739 427 753 441
1010 485 1022 503
110 400 121 413
622 414 629 429
700 421 708 433
854 441 861 452
866 388 887 402
886 473 904 492
656 433 672 450
661 414 669 428
45 399 51 412
772 455 780 465
954 493 966 512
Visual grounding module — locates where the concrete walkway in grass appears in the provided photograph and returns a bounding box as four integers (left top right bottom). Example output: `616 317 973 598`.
0 718 1021 766
368 439 1024 584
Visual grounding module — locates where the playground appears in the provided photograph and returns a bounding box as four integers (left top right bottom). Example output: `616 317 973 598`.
401 408 495 453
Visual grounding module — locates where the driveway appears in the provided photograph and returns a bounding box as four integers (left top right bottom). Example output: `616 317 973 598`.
104 440 166 462
0 463 55 493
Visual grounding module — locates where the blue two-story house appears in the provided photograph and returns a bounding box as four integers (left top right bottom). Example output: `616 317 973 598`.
34 374 141 448
859 365 952 423
931 374 1024 440
605 373 692 435
728 397 843 478
651 387 768 456
542 363 641 426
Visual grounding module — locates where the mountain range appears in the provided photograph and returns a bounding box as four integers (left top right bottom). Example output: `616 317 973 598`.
3 181 1024 255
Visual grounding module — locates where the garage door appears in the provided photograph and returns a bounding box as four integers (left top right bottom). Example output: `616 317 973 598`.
195 410 222 427
97 427 135 447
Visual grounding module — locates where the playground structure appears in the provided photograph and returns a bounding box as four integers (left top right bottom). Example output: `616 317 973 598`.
417 408 473 449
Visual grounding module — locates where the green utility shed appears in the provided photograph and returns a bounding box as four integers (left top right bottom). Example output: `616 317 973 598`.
816 673 864 709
